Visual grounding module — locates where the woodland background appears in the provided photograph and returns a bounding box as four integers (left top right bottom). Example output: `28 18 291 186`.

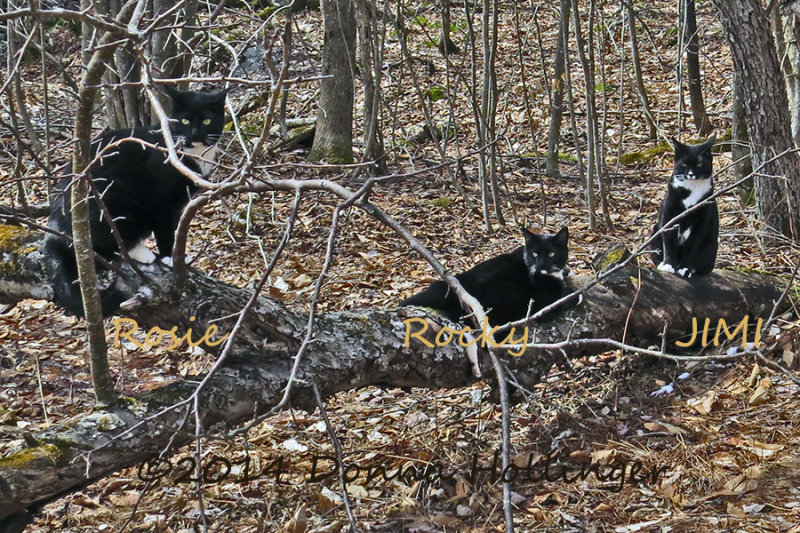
1 0 800 531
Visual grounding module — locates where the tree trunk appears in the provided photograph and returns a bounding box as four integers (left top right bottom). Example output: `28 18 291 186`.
356 0 387 174
571 0 597 230
309 0 356 164
545 0 570 178
712 0 800 241
0 227 787 525
70 5 139 407
438 0 459 55
683 0 713 136
627 3 657 140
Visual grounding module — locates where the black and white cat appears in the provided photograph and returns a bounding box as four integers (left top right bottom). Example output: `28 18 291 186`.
401 227 578 325
43 86 227 317
650 136 718 278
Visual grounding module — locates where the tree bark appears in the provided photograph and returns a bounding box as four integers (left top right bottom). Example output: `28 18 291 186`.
732 69 754 205
712 0 800 241
308 0 356 164
0 226 787 525
355 0 387 174
545 0 570 178
71 2 139 406
627 3 657 140
683 0 713 136
438 0 459 55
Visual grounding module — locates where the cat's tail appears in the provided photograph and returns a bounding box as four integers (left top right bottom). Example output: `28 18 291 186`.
43 235 126 318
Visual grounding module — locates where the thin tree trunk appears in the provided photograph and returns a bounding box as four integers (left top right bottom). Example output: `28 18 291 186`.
627 2 657 139
546 0 570 178
151 0 179 112
571 0 597 230
775 8 800 146
592 0 614 231
111 0 143 128
482 0 503 226
356 0 387 174
462 0 492 229
71 2 141 406
438 0 459 55
563 19 588 223
683 0 713 135
309 0 356 164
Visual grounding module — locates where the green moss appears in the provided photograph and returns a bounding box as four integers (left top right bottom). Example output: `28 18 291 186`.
231 119 263 136
0 443 71 469
617 142 671 166
308 146 354 164
710 128 734 153
729 265 771 275
0 225 37 277
595 248 626 271
0 225 29 252
210 27 248 42
255 6 277 18
429 197 452 208
95 414 120 432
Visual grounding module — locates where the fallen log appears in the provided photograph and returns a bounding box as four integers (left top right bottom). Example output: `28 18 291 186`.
0 224 787 527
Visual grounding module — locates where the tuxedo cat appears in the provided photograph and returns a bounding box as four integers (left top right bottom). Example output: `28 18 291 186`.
651 136 718 278
401 227 577 325
44 86 227 317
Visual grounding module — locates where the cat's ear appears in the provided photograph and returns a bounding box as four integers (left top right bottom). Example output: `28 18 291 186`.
208 88 230 103
672 138 688 155
553 227 569 246
701 135 716 153
163 84 181 99
521 227 538 245
162 84 188 106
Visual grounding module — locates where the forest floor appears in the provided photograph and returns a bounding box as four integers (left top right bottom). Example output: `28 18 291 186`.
1 0 800 532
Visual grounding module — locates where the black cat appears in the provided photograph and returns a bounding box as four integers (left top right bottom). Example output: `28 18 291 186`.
43 86 227 317
650 136 718 278
401 227 577 325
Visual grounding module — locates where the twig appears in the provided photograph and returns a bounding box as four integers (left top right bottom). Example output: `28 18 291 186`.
312 383 359 533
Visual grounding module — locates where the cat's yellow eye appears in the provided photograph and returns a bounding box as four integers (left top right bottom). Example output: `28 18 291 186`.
548 252 555 257
202 118 211 125
181 119 190 125
532 252 538 257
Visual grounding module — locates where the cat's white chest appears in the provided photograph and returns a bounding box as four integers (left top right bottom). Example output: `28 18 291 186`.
674 177 712 208
184 144 217 176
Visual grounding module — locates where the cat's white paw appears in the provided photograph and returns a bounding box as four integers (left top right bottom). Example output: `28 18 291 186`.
676 267 692 278
657 262 675 274
160 256 174 267
463 341 482 378
129 243 156 264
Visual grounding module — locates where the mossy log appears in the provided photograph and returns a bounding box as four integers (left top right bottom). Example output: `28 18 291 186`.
0 224 788 528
